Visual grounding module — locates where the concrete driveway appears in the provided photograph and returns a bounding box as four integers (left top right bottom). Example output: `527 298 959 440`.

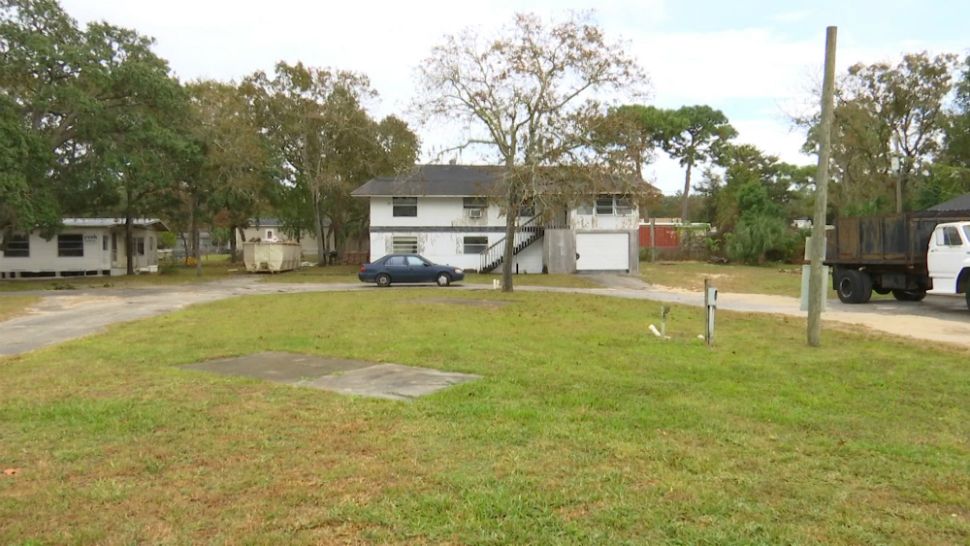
1 274 969 356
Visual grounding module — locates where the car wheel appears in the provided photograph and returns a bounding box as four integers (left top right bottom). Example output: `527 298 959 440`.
376 273 391 288
436 273 451 287
836 269 872 304
892 289 926 302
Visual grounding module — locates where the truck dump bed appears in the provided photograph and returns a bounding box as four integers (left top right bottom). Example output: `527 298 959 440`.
825 212 968 267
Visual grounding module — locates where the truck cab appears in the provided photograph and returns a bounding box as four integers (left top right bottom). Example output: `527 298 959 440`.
927 221 970 308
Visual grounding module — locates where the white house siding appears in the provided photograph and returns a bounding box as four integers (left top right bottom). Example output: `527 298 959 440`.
1 225 161 279
110 228 160 275
369 197 515 270
0 227 111 278
365 196 637 273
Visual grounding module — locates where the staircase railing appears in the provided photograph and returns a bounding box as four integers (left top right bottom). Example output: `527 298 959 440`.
479 215 545 273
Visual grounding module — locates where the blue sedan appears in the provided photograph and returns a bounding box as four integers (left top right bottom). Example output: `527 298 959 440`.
358 254 465 287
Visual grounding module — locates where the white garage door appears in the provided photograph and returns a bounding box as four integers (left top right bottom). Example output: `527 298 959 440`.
576 233 629 271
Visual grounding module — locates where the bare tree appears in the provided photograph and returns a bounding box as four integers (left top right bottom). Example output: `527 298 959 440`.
415 12 647 291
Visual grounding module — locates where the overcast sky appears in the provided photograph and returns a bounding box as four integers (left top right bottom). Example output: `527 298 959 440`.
59 0 969 194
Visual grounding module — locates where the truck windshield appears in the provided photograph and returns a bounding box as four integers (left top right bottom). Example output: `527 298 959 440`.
964 225 970 245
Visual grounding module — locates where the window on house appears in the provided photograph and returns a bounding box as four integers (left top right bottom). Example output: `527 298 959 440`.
595 195 615 215
102 235 108 251
615 197 634 215
4 234 29 258
463 197 486 219
136 237 146 256
266 229 274 239
391 236 418 254
57 234 84 257
149 237 155 251
392 197 417 217
463 236 488 254
518 199 535 217
577 202 594 215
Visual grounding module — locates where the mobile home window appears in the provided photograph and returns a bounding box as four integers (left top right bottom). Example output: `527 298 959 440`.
136 237 146 256
57 234 84 257
392 197 417 217
4 234 29 258
391 236 418 254
463 236 488 254
102 236 108 251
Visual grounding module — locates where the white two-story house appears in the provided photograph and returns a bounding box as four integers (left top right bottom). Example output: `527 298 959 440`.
351 164 644 274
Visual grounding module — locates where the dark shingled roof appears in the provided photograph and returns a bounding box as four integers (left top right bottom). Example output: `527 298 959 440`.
352 164 659 197
926 193 970 212
352 165 505 197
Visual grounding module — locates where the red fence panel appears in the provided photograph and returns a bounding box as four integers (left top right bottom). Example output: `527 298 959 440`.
639 225 679 248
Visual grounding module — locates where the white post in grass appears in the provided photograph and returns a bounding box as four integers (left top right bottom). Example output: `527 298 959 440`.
704 278 717 347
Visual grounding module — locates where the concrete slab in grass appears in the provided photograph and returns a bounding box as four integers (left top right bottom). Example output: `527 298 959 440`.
183 351 372 384
184 352 480 401
301 363 481 401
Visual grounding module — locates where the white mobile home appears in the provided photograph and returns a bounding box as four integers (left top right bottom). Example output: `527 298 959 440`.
351 165 647 274
0 218 168 279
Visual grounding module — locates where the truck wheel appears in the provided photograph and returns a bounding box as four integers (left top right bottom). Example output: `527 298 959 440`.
891 289 926 302
836 269 872 304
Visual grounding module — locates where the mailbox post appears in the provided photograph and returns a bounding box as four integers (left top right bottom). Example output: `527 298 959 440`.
704 278 717 346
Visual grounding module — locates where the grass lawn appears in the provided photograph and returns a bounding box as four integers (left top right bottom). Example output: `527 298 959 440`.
641 261 805 297
260 264 361 283
0 295 39 322
463 272 601 288
261 265 602 289
0 255 245 293
1 290 967 544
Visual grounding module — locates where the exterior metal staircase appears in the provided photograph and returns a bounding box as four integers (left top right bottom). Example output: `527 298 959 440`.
478 215 544 273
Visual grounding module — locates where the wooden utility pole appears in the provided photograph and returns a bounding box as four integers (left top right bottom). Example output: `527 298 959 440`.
808 26 838 347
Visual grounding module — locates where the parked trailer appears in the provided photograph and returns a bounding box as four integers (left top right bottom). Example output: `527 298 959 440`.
243 241 301 273
824 212 970 310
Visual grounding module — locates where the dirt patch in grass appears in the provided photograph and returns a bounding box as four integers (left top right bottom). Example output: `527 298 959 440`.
0 295 40 322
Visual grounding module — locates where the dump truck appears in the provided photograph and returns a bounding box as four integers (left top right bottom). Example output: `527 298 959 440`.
824 212 970 310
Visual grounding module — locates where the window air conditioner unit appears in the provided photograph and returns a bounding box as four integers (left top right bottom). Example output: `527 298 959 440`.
468 208 484 219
